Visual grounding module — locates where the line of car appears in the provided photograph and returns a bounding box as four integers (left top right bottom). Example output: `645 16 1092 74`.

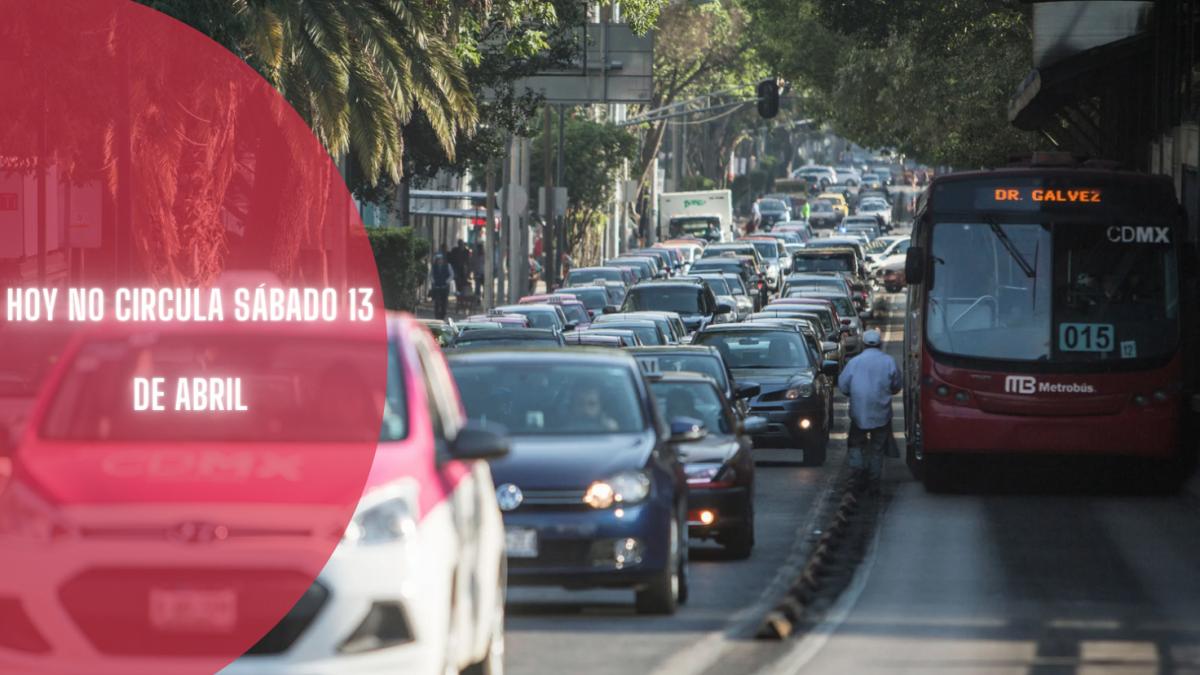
409 230 886 627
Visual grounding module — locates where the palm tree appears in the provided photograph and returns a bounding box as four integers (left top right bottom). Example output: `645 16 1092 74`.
146 0 479 183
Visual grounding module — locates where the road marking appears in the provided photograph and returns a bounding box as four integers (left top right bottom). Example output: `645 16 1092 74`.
760 295 905 675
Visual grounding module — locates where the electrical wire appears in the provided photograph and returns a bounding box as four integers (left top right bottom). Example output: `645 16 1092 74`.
664 101 752 125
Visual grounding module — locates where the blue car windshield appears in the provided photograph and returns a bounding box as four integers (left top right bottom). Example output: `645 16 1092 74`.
450 362 646 435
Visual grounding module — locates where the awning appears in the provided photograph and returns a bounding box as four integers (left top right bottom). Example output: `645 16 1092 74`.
1008 32 1152 131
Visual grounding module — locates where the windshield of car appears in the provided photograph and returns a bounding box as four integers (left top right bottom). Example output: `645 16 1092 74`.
453 336 560 350
560 304 588 324
40 335 382 442
926 221 1179 364
623 287 704 314
450 362 646 435
807 295 855 317
793 254 853 273
694 331 813 369
671 217 720 238
499 307 559 330
699 276 730 295
703 245 755 259
860 200 887 211
749 241 780 261
567 268 619 285
650 380 732 435
636 353 730 393
810 201 835 213
558 289 605 310
759 199 787 212
786 277 847 294
600 322 663 345
691 260 741 278
866 239 893 254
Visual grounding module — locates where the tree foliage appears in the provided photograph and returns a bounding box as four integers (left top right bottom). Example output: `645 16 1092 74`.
742 0 1045 167
530 113 638 258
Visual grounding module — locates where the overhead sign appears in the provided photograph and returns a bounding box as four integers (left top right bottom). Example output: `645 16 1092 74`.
516 23 653 104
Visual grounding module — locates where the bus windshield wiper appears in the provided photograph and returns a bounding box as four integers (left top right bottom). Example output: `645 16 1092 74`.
985 218 1035 278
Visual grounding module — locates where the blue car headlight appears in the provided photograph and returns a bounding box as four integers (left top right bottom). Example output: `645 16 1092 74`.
584 470 651 509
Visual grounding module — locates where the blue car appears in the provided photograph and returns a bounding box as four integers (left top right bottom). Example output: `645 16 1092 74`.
447 348 691 614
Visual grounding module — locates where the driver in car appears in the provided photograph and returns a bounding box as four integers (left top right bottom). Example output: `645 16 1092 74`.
572 383 620 432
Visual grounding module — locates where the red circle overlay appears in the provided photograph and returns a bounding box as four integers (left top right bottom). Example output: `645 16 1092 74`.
0 2 386 672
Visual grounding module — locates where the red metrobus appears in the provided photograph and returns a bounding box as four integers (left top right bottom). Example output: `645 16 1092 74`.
902 167 1199 490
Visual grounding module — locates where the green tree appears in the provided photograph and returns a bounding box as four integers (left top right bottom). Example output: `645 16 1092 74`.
144 0 478 184
530 113 638 260
742 0 1044 167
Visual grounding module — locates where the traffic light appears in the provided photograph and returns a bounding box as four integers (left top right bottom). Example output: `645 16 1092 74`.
757 78 779 119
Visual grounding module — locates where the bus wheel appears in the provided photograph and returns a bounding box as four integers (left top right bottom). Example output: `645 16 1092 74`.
905 439 922 480
921 455 957 494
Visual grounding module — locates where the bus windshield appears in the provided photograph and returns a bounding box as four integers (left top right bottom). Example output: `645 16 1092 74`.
927 221 1179 363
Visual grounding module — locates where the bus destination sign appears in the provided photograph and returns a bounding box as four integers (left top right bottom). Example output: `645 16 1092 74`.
991 188 1102 204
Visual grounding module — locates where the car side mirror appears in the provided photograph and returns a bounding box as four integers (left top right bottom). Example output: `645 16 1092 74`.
742 416 768 435
564 321 578 331
448 420 511 461
821 341 839 353
821 360 840 376
905 246 925 285
669 417 708 443
715 302 733 315
735 382 761 399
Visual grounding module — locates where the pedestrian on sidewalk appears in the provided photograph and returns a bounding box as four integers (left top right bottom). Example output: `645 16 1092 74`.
447 239 469 295
837 328 901 493
471 242 485 299
429 252 453 320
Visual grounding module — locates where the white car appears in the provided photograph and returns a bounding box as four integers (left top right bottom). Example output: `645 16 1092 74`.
866 236 911 275
857 199 892 228
229 314 510 675
0 314 509 675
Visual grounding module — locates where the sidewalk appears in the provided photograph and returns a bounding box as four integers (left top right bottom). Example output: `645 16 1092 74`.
413 279 549 320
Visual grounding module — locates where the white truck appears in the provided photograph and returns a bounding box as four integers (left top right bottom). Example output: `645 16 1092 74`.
658 190 734 243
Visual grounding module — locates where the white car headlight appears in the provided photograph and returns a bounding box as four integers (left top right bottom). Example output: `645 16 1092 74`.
0 480 75 545
342 482 419 546
584 471 651 509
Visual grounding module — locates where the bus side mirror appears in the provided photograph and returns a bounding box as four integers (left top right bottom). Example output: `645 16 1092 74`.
905 247 925 285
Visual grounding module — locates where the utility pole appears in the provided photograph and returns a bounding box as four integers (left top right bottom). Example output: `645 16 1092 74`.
555 103 566 288
542 105 554 294
484 157 496 309
499 137 512 303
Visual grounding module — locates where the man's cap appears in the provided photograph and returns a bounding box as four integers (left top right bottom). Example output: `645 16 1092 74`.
863 329 882 347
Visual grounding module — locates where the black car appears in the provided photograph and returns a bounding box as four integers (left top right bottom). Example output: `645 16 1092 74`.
450 328 565 350
755 198 791 230
448 349 692 614
580 327 645 347
692 325 837 465
628 345 759 419
586 320 668 346
619 281 729 334
807 199 842 229
647 372 764 558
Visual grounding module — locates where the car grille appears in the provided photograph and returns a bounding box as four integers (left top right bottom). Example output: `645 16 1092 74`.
59 568 316 656
509 540 595 569
517 489 588 511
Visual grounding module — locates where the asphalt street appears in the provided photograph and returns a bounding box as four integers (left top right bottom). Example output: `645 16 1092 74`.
756 294 1200 675
503 387 854 675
